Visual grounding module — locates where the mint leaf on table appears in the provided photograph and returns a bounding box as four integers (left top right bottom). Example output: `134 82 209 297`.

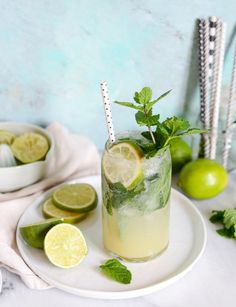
209 210 224 224
209 209 236 239
223 208 236 229
216 226 235 239
100 258 132 284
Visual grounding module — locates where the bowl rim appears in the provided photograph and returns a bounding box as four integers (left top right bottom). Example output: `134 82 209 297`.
0 121 54 170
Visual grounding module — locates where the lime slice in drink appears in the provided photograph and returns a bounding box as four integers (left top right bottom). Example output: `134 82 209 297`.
44 223 88 268
20 218 64 249
102 141 144 190
0 130 16 145
53 183 97 213
11 132 49 163
42 198 88 224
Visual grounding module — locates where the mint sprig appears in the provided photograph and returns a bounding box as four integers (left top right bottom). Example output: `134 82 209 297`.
114 87 207 153
100 258 132 284
209 209 236 239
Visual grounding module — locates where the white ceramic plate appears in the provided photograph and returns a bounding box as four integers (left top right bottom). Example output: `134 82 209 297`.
16 175 206 300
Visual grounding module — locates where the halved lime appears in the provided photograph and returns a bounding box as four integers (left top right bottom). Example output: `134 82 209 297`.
53 183 97 213
44 223 88 268
11 132 49 163
20 218 64 249
0 130 16 145
42 198 88 224
102 141 144 190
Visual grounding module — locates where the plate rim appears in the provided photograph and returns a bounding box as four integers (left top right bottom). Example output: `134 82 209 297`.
16 175 207 300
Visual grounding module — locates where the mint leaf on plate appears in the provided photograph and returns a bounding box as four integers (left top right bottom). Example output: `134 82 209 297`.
100 258 132 284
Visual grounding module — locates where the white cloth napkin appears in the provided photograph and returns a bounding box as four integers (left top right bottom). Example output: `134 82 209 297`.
0 122 100 290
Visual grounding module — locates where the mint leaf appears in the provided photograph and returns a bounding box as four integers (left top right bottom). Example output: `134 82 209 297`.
133 91 140 104
209 210 224 224
216 227 235 238
100 259 132 284
175 128 209 137
155 123 170 147
162 117 190 135
135 111 160 126
141 131 153 141
138 87 152 105
223 208 236 229
114 101 143 111
146 89 172 112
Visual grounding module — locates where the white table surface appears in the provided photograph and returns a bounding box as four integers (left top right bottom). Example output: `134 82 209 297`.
1 171 236 307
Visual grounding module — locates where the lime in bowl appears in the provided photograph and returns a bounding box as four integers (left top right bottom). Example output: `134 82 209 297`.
0 122 54 192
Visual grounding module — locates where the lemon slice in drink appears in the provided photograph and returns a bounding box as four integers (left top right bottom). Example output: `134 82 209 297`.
102 141 144 190
11 132 49 163
53 183 97 213
20 218 64 249
42 198 88 224
44 223 88 268
0 130 16 145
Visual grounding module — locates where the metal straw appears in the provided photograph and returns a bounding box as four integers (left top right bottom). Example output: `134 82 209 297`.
209 21 226 160
198 19 211 157
222 44 236 168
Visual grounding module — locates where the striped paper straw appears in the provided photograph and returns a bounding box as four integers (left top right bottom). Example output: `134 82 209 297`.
100 81 116 143
222 44 236 168
209 21 226 160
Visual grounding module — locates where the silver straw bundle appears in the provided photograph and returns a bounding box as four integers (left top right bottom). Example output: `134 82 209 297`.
198 16 227 161
101 81 116 143
222 45 236 168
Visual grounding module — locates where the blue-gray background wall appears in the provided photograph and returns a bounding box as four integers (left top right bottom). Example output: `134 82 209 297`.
0 0 235 150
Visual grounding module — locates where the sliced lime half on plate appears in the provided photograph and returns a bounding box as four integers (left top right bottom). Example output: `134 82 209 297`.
42 198 88 224
53 183 97 213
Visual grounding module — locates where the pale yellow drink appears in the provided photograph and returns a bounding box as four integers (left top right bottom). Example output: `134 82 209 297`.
102 200 170 260
102 134 171 262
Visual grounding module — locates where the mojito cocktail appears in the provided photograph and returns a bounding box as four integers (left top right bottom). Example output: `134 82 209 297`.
101 85 204 262
102 133 171 261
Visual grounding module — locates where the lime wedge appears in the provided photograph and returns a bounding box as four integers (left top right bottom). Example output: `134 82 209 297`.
42 198 88 224
102 141 144 190
0 130 16 145
53 183 97 213
44 223 88 268
20 218 64 249
11 132 49 163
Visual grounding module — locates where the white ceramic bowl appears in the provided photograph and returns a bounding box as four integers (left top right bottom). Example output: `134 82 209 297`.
0 122 54 192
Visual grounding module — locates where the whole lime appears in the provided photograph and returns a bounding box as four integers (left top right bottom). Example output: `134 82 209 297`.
170 138 192 173
178 159 228 199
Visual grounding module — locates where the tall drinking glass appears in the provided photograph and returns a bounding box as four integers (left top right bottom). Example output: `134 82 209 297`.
101 132 172 262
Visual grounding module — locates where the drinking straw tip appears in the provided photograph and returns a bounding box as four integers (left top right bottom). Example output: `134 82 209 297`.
210 16 218 22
